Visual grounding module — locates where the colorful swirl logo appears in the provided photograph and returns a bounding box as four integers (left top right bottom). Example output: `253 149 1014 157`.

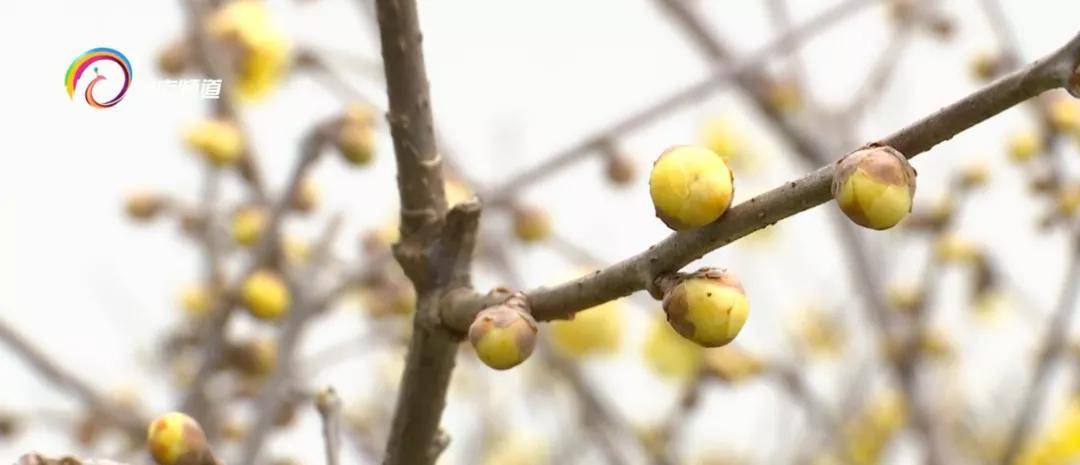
64 47 133 109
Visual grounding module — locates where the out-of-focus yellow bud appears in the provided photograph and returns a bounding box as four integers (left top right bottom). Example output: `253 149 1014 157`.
361 278 416 317
179 284 215 318
969 51 1002 82
887 283 925 314
1050 96 1080 134
512 205 552 243
208 1 290 100
281 236 310 266
604 150 636 186
841 391 906 465
482 433 549 465
549 299 623 357
230 206 266 247
1057 185 1080 216
789 306 846 357
933 234 981 264
157 40 190 77
336 123 376 166
290 179 320 214
650 145 735 230
662 268 749 348
700 117 747 166
1015 397 1080 465
1007 130 1043 163
832 145 917 230
242 270 291 321
125 190 167 222
703 346 765 382
766 78 802 113
228 337 278 378
147 412 213 465
643 317 703 380
468 296 538 370
184 119 243 167
957 162 990 190
920 328 953 361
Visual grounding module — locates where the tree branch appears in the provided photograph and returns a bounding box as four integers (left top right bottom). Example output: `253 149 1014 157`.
373 1 484 464
444 31 1080 330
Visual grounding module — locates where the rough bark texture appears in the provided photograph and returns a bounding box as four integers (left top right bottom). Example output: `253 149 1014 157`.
374 1 482 464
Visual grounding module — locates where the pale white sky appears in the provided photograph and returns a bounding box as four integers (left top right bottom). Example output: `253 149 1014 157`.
3 1 1080 464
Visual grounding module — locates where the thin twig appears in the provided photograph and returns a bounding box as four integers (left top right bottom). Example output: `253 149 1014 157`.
483 0 880 204
0 319 148 442
315 387 343 465
998 230 1080 463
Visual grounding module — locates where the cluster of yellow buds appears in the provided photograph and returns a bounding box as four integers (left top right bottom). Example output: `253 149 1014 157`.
841 391 907 465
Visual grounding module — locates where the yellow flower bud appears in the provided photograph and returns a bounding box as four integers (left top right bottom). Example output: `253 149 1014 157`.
184 119 243 167
700 117 746 164
125 190 166 222
832 145 917 230
179 284 215 318
604 151 636 186
230 206 266 247
1057 185 1080 216
157 40 190 77
704 346 764 382
242 270 290 320
549 299 623 357
957 162 990 189
933 234 981 264
662 268 749 348
208 1 290 100
649 145 735 230
1007 130 1043 163
512 205 552 243
969 51 1002 82
642 317 703 380
886 283 924 314
482 433 549 465
468 298 538 370
290 179 320 214
766 78 802 113
228 337 278 378
1050 96 1080 134
789 306 846 357
281 236 310 266
336 123 376 166
147 412 212 465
